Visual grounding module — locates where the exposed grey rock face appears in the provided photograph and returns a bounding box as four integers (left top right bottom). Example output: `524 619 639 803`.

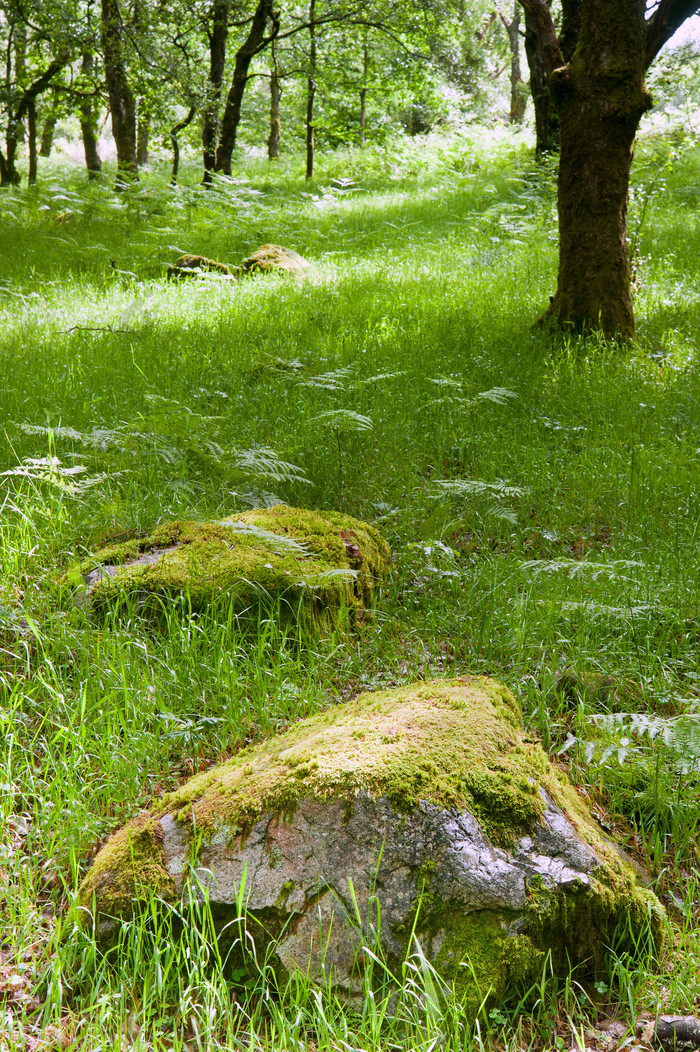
159 789 603 992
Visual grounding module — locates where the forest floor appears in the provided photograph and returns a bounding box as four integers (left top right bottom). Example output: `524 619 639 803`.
1 126 700 1050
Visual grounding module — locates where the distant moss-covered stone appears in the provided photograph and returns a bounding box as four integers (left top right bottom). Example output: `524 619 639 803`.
239 244 311 277
78 677 664 1009
73 505 390 633
166 254 233 279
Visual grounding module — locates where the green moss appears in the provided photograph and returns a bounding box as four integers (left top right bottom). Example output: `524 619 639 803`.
430 910 542 1015
77 817 176 924
153 677 546 845
72 505 390 635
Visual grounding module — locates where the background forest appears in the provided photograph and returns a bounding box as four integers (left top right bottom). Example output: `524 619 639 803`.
3 0 700 1050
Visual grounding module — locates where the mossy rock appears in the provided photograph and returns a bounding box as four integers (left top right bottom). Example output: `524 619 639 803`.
239 244 311 277
166 254 233 279
72 505 389 633
78 677 664 1010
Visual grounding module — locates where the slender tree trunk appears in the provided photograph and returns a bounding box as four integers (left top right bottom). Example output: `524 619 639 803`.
101 0 137 186
215 0 277 175
3 134 21 185
27 98 37 184
268 43 281 159
202 0 229 183
171 102 196 184
79 52 102 179
502 4 526 123
546 0 652 337
137 100 149 166
359 34 368 145
305 0 316 180
523 5 557 155
39 105 57 157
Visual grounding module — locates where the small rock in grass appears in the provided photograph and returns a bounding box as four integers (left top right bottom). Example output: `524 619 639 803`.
78 676 664 1013
239 243 311 278
166 254 233 279
71 505 390 635
651 1016 700 1052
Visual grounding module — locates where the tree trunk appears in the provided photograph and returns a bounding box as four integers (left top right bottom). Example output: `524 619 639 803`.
523 5 557 155
359 34 368 145
79 52 103 179
27 98 37 184
202 0 230 183
502 4 526 123
305 0 316 180
137 101 149 166
546 0 652 338
215 0 276 176
268 42 281 159
171 102 196 184
1 52 67 186
101 0 137 186
40 106 57 157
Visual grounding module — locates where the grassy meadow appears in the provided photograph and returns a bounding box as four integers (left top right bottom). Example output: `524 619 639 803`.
2 125 700 1049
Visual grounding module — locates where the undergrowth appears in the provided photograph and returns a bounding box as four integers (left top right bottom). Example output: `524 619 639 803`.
2 126 700 1049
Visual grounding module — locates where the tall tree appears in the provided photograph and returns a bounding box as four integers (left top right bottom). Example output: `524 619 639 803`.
215 0 279 174
305 0 316 178
101 0 138 184
500 3 526 123
518 0 700 338
202 0 229 182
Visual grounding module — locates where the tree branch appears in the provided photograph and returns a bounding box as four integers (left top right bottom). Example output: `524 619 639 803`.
14 52 70 122
645 0 700 67
516 0 563 73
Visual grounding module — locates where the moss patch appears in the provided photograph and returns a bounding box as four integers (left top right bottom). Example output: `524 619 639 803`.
73 505 390 634
78 817 176 922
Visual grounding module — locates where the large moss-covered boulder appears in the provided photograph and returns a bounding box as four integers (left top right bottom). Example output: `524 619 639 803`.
78 678 663 1009
73 505 389 632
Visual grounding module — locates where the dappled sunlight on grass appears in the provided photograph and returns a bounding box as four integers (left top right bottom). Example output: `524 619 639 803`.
2 128 700 1049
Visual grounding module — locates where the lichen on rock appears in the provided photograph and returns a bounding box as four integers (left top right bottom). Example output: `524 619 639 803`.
72 505 390 633
78 677 664 1009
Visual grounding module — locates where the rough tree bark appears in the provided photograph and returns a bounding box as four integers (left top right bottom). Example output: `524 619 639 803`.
101 0 137 186
215 0 278 175
202 0 229 183
517 0 698 339
40 102 57 157
305 0 316 180
550 0 651 336
500 4 526 124
268 40 281 159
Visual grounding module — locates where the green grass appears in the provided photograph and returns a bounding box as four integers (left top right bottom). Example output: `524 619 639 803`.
2 125 700 1048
